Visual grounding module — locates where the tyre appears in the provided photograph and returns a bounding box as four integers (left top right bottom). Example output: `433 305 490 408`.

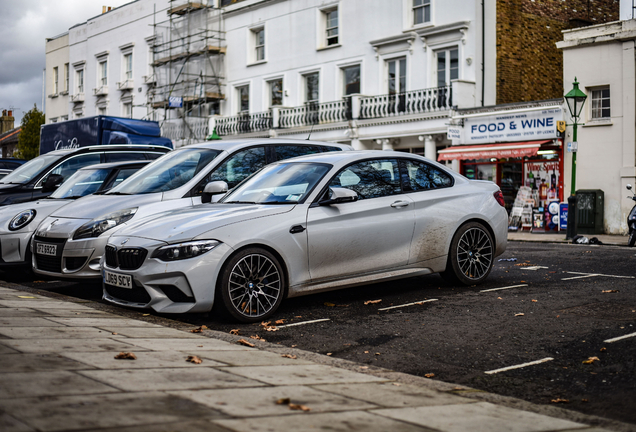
629 230 636 247
218 248 286 323
441 222 494 286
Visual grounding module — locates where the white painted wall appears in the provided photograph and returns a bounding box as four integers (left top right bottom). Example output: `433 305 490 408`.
45 33 70 123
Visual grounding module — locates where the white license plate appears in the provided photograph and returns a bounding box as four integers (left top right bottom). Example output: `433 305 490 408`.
36 243 57 256
104 270 133 289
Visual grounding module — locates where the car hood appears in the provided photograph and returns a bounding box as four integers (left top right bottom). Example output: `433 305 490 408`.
49 193 160 219
0 183 21 193
116 203 296 244
0 199 72 234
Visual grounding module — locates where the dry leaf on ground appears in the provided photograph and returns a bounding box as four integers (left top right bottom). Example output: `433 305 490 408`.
514 313 525 317
532 299 538 302
601 290 619 293
265 326 279 332
359 366 369 369
276 398 291 405
600 347 607 352
582 356 600 364
237 339 255 347
250 335 266 341
190 325 208 333
274 319 286 325
229 329 240 335
186 355 202 364
114 352 137 360
424 373 435 378
289 403 311 411
551 398 569 403
112 332 118 335
324 302 336 307
364 299 382 305
281 354 297 359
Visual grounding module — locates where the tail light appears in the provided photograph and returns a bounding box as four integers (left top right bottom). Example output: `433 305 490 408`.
494 190 505 207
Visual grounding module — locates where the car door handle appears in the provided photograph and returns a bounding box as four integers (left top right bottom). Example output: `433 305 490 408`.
391 200 410 208
290 225 306 234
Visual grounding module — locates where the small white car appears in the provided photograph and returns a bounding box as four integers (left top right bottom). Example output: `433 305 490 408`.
102 151 508 322
32 139 351 279
0 160 149 272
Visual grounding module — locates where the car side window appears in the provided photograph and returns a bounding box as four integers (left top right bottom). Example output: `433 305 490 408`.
46 153 102 184
274 145 320 161
401 159 453 192
194 146 266 193
105 152 147 162
106 167 142 190
329 159 401 200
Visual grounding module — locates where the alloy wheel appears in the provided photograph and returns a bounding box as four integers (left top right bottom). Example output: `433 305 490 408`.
456 227 493 281
228 253 282 319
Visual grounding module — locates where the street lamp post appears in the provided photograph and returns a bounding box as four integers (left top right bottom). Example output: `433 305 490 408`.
564 77 587 240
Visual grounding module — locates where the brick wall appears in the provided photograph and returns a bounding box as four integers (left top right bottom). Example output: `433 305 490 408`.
496 0 619 104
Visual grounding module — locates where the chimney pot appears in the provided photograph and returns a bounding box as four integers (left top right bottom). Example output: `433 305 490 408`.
8 110 12 117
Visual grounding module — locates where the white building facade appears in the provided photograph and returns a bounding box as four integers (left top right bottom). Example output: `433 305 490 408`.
557 19 636 234
45 33 70 123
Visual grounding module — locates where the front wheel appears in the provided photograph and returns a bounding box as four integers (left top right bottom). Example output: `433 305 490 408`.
219 248 286 323
441 222 494 285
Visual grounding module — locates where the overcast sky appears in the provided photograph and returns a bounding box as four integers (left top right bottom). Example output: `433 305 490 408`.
0 0 131 125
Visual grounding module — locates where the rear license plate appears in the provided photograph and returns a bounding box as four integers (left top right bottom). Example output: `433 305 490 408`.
36 243 57 256
104 270 132 289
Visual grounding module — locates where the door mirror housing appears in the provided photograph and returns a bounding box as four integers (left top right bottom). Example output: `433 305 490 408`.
319 187 359 206
201 181 228 203
42 174 64 193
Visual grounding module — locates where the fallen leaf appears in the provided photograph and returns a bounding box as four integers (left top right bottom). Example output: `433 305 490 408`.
424 373 435 378
112 332 118 335
276 398 290 405
186 355 202 364
498 297 503 300
532 299 538 302
142 314 150 316
515 313 525 317
326 352 332 356
600 347 606 352
264 326 278 332
392 383 401 386
250 335 265 341
551 398 569 404
601 290 619 293
190 325 208 333
197 345 203 347
359 366 369 369
324 302 336 307
364 299 382 305
237 339 255 347
289 403 311 412
375 352 381 355
291 345 297 348
295 316 302 318
364 351 369 354
582 356 600 364
582 399 589 402
274 319 286 325
229 329 240 335
281 354 297 359
114 352 137 360
260 321 271 327
17 296 36 299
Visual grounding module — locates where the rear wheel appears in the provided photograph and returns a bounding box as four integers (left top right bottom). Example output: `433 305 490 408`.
219 248 285 323
441 222 494 285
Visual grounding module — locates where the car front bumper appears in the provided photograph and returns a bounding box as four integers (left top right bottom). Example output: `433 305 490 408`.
0 230 34 266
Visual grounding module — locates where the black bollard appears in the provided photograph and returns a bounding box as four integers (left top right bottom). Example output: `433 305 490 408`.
566 194 577 240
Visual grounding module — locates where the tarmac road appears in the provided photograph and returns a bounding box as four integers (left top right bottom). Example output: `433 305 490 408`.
5 241 636 426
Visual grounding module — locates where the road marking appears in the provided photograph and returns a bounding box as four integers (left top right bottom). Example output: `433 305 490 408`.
562 271 635 281
485 357 554 375
277 318 330 328
480 284 528 293
604 332 636 343
378 299 438 311
519 266 549 271
561 274 601 281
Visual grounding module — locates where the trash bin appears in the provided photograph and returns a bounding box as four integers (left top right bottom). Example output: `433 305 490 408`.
575 189 604 234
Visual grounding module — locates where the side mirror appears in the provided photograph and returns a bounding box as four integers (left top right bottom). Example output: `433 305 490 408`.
201 181 228 204
319 187 359 206
42 174 64 193
627 184 633 191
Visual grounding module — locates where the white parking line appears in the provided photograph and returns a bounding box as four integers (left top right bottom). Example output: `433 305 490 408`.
480 284 529 293
561 274 601 281
519 266 549 271
378 299 438 311
562 271 635 280
604 332 636 343
484 357 554 375
277 318 330 328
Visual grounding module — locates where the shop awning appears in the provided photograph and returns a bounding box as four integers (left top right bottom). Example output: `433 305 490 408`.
437 140 552 161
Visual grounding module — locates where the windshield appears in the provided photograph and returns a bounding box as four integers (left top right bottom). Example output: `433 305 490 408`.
222 162 331 204
108 148 221 195
50 168 111 199
1 154 61 184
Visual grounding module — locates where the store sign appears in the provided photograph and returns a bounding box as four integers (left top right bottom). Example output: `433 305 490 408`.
168 96 183 108
447 126 462 141
567 141 578 152
460 108 563 144
559 203 568 230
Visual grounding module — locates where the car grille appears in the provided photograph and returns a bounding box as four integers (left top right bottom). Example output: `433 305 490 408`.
65 257 87 271
104 281 151 304
33 236 67 244
104 245 147 270
35 254 62 273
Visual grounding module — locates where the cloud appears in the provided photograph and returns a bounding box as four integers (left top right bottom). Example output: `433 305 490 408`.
0 0 131 124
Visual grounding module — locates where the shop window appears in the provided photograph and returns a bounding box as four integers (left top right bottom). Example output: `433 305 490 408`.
590 87 610 119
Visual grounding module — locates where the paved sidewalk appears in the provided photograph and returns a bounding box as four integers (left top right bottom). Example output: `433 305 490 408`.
0 284 631 432
508 231 629 246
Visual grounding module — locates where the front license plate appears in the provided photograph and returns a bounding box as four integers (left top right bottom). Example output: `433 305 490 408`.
104 270 133 289
36 243 57 256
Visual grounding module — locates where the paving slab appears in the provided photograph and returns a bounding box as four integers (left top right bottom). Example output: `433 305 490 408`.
312 382 474 408
372 402 587 432
0 353 95 373
95 326 206 339
61 350 226 369
0 344 19 354
0 293 49 300
213 410 428 432
0 317 65 327
0 300 93 310
0 392 227 432
171 385 378 417
90 420 234 432
44 317 163 328
78 367 266 391
225 364 387 386
0 412 34 432
0 308 49 318
35 308 115 317
122 337 245 352
0 370 118 398
197 349 315 366
0 326 126 339
0 338 145 353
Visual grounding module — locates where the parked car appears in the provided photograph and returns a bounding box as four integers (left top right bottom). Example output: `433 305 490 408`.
0 145 170 207
100 150 508 321
0 160 150 271
32 139 351 279
0 158 27 179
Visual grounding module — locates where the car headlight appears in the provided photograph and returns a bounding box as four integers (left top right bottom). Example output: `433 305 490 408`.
73 208 137 240
9 209 36 231
152 240 221 261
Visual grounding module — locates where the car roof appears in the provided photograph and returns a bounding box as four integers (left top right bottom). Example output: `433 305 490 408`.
44 145 171 157
177 138 352 153
78 160 151 171
271 150 432 165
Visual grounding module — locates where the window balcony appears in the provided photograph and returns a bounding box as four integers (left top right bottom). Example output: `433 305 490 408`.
93 86 108 96
117 79 134 90
216 111 272 136
70 93 85 103
142 75 156 84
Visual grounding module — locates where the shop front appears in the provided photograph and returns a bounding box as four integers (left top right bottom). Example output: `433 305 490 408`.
442 102 565 231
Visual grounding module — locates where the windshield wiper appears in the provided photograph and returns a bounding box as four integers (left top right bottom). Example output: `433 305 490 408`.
224 201 257 204
106 192 131 196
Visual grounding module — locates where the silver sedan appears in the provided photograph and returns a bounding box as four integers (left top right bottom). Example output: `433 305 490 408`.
102 151 507 322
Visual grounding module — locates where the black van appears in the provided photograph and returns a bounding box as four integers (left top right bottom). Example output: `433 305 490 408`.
0 145 171 206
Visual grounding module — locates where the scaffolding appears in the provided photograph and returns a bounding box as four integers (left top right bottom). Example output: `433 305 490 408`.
148 1 225 145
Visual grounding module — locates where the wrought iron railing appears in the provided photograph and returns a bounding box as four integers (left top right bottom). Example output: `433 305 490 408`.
359 85 452 119
216 111 272 136
161 116 209 142
278 99 351 129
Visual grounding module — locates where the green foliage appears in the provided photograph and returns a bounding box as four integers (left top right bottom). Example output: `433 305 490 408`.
14 104 45 160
